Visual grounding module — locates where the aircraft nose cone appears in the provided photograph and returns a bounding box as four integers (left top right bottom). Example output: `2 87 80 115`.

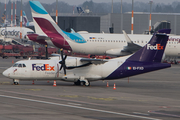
3 70 9 77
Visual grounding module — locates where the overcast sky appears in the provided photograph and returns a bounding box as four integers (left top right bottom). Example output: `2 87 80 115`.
1 0 179 5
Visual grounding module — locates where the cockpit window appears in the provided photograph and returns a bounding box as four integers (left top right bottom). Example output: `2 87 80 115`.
18 64 22 67
13 63 26 67
23 64 26 67
13 63 18 67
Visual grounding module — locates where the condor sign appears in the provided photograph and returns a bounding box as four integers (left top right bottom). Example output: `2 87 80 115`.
147 44 164 50
0 27 34 39
1 29 19 36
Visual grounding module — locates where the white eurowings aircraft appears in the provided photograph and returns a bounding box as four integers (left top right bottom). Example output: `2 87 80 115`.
0 27 34 40
27 1 179 58
3 29 171 86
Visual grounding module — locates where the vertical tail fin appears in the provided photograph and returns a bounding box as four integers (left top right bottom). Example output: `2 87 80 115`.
29 1 65 38
127 29 171 62
29 1 72 50
23 11 29 26
77 7 84 14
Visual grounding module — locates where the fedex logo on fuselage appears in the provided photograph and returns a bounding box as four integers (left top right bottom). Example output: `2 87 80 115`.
32 64 55 71
147 44 163 50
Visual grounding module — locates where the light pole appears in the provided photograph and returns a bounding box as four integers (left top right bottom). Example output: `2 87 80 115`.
131 0 134 34
56 0 58 24
149 1 153 34
20 0 22 39
121 0 123 33
112 0 113 13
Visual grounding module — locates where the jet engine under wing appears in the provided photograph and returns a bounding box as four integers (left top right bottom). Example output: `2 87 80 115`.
122 30 142 53
36 35 51 40
26 33 50 41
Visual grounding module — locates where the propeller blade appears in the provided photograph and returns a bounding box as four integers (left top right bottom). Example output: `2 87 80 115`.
60 64 63 70
63 55 67 61
63 64 66 75
59 49 67 75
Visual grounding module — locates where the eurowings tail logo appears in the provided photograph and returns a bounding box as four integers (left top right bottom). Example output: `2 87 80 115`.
32 64 55 71
147 44 164 50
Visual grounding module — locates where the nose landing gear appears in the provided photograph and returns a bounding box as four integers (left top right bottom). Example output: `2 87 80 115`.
13 79 19 85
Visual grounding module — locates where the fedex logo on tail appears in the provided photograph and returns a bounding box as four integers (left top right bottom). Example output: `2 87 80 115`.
32 64 55 71
147 44 164 50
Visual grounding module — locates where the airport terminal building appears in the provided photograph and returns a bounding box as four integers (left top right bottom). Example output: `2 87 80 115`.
51 12 180 35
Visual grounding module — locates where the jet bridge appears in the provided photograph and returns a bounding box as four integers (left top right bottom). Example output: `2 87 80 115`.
144 21 171 34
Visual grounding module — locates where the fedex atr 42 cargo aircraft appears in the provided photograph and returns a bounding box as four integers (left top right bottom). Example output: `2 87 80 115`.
3 29 171 86
27 1 180 58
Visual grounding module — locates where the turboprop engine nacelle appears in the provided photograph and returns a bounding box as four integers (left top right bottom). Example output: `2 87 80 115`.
65 57 89 68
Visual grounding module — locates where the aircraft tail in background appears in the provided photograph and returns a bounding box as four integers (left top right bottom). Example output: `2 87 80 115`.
23 11 34 27
77 7 84 14
30 1 62 35
29 1 72 50
23 11 29 26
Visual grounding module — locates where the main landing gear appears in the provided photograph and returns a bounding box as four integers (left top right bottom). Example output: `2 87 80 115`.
74 77 90 86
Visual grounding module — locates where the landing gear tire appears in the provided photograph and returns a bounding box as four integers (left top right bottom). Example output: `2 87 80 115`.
83 81 90 86
13 82 19 85
74 80 81 85
13 79 19 85
74 80 90 86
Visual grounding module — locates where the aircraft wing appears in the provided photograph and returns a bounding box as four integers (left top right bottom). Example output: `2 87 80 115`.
51 54 108 65
80 58 108 65
122 30 142 53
